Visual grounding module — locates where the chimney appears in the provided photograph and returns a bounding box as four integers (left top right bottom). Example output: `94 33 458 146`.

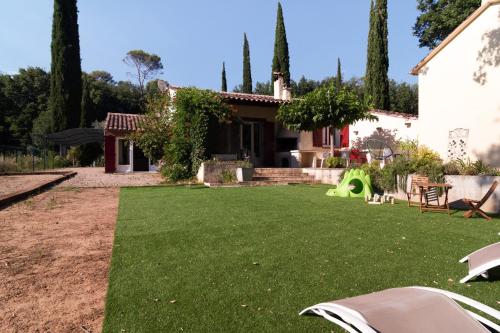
273 72 292 101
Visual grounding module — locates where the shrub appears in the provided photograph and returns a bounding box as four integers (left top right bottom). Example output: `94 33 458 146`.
443 161 460 175
0 159 18 173
444 159 500 176
343 144 445 194
219 169 236 183
324 156 346 168
53 155 72 168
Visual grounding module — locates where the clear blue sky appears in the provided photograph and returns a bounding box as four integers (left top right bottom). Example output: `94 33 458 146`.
0 0 429 90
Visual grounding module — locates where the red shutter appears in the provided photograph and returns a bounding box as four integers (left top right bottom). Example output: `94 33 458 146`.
312 129 323 147
104 135 116 173
340 126 350 148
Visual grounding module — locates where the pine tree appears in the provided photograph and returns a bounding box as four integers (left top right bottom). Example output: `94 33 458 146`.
49 0 82 132
336 58 343 91
365 0 390 110
272 2 291 87
221 62 227 92
242 33 253 94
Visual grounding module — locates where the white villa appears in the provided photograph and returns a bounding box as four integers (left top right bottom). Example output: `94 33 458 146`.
411 0 500 167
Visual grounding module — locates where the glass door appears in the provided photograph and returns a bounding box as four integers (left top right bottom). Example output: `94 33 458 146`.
240 122 262 166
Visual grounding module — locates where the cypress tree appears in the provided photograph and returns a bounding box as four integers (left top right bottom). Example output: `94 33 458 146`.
80 74 92 127
221 62 227 92
272 2 291 87
336 58 343 91
242 33 253 94
365 0 390 110
49 0 82 131
365 0 375 94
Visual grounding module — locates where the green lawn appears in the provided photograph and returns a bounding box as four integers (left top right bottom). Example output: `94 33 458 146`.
103 185 500 332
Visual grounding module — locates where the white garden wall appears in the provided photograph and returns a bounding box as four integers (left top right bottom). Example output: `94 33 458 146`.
349 111 419 146
302 168 345 185
389 175 500 214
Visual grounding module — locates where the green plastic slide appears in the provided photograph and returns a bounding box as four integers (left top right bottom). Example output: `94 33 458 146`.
326 169 373 198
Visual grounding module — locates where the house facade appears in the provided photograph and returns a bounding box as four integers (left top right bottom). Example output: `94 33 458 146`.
411 0 500 167
104 74 419 173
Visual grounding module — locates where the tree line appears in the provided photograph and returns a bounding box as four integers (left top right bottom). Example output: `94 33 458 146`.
1 0 482 149
0 68 146 147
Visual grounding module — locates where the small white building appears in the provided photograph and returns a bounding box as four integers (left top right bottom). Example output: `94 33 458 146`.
349 109 418 148
411 0 500 167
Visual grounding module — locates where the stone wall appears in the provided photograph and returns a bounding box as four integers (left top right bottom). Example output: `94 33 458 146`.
302 168 345 185
197 162 240 184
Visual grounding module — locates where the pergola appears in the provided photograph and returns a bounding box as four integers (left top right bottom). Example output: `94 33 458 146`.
45 128 104 146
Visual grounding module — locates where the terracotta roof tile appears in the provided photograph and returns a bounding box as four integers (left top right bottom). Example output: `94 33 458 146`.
105 113 145 131
219 91 289 104
169 85 288 105
371 109 418 120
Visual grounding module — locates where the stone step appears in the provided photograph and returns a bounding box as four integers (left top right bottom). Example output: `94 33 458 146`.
252 176 315 181
253 168 304 176
240 180 320 186
252 176 319 183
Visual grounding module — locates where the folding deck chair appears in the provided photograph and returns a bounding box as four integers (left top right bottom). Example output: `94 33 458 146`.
460 242 500 283
300 286 500 333
463 181 498 220
406 175 429 207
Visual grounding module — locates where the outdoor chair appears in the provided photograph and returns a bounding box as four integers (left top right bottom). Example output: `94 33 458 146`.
407 175 429 207
313 152 331 168
463 181 498 221
459 242 500 283
300 286 500 333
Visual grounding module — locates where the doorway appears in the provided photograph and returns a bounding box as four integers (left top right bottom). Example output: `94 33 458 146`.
133 145 150 171
240 122 262 166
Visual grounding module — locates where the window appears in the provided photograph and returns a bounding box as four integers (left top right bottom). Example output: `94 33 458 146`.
118 139 130 165
322 127 332 147
319 128 342 148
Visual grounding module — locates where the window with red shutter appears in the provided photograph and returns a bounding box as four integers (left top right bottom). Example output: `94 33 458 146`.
312 129 323 147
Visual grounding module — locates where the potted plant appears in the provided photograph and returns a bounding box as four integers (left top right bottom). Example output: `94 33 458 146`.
236 161 254 182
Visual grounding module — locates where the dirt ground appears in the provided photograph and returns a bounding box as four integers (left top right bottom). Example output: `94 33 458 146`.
0 174 62 196
0 186 119 333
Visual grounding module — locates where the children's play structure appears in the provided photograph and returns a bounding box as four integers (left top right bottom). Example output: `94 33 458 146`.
326 169 373 199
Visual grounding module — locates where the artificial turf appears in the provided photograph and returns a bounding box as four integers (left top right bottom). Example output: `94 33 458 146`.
103 185 499 332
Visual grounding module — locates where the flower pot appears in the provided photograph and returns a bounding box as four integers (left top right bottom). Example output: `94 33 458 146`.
236 167 254 182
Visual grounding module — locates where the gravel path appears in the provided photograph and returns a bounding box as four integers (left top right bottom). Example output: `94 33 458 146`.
58 167 163 188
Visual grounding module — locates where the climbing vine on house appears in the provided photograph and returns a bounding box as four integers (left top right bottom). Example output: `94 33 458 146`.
163 88 231 181
129 91 172 163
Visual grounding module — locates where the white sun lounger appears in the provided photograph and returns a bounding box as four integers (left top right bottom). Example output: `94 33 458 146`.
460 242 500 283
300 286 500 333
